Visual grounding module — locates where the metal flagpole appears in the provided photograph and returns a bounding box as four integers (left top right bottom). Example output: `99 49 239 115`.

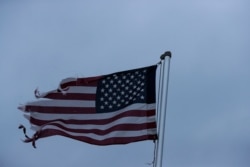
154 53 165 167
155 51 172 167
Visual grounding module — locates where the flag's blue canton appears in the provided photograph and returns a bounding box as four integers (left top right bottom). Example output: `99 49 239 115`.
96 66 156 113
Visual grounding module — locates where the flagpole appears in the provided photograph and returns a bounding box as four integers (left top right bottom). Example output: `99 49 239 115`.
156 54 165 139
155 51 172 167
154 53 165 167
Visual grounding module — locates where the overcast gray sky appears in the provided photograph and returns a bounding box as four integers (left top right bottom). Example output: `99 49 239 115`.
1 1 250 167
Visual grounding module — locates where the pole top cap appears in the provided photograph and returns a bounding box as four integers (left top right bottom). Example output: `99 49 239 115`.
160 51 172 60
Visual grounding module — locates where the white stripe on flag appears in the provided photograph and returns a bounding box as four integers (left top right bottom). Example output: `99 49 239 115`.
66 86 97 94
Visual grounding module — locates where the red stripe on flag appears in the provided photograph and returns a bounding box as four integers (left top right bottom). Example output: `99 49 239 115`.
40 93 96 100
60 76 101 89
38 129 157 145
25 106 96 114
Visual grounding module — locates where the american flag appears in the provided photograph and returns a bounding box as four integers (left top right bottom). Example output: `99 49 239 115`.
19 65 157 147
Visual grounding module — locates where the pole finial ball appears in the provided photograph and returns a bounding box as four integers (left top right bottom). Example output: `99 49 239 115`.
160 51 171 60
